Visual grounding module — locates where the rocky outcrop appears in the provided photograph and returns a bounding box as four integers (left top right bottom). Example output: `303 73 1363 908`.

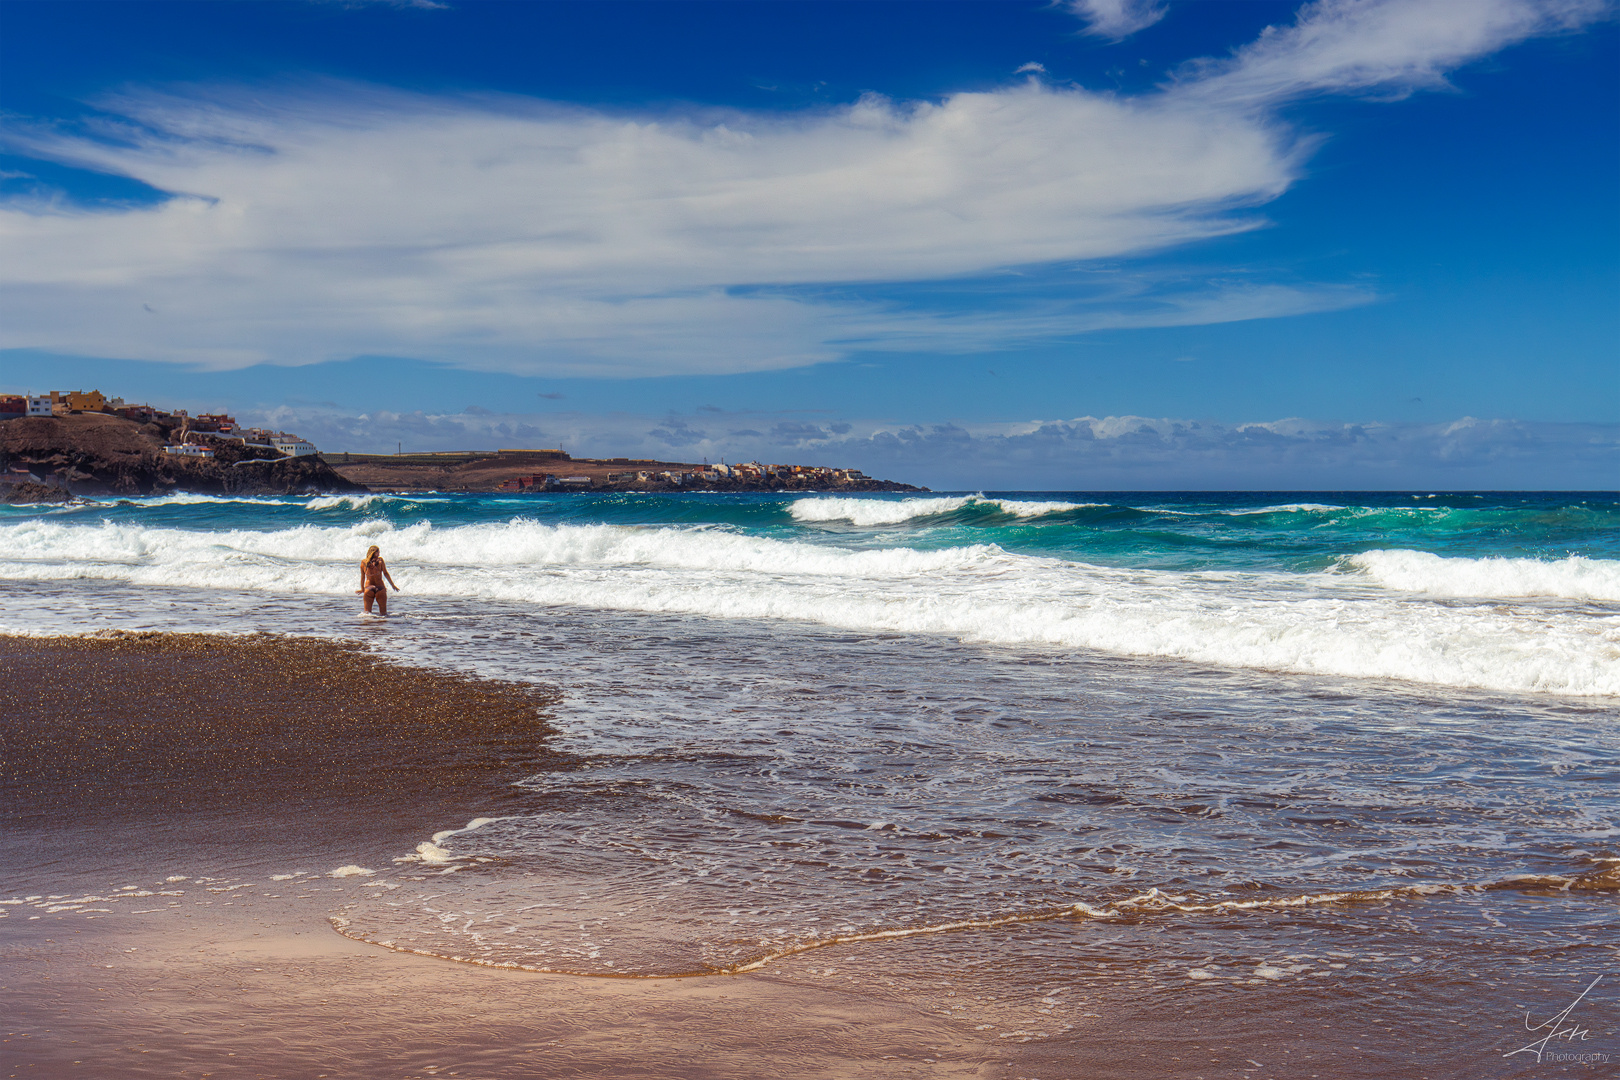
0 414 367 497
2 481 78 505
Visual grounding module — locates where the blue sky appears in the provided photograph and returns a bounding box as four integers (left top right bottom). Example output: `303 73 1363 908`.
1 0 1616 488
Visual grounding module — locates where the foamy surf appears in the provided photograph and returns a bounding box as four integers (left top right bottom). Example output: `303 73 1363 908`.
1 516 1615 695
1348 549 1620 601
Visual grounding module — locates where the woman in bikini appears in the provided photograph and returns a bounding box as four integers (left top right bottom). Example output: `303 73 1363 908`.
358 544 400 615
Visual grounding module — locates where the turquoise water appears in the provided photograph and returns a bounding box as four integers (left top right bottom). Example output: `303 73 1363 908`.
3 489 1617 694
20 488 1618 567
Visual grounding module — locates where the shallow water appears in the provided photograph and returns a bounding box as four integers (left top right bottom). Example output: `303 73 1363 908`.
3 490 1616 1074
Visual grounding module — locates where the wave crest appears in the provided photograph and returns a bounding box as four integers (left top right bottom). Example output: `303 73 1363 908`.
790 494 1093 526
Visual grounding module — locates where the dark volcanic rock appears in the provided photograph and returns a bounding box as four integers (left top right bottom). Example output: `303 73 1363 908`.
0 415 367 496
2 481 77 505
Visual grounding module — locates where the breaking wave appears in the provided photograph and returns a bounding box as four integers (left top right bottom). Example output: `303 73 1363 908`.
1348 550 1620 601
303 494 417 511
2 516 1615 696
790 494 1093 526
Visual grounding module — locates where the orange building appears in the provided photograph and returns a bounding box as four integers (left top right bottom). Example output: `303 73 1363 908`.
48 389 112 414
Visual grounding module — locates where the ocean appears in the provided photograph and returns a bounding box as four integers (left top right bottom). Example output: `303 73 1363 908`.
2 489 1616 1075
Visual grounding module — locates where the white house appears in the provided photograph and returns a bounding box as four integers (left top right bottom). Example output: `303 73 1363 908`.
271 437 318 457
163 444 215 457
26 396 52 416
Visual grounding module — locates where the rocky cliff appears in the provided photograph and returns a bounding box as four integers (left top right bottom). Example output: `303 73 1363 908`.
0 414 367 498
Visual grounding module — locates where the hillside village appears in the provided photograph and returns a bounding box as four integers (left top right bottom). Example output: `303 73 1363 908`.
499 458 883 492
0 389 357 501
1 389 318 459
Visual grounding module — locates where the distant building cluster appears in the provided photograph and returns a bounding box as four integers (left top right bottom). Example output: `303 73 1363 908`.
0 389 318 458
498 461 869 491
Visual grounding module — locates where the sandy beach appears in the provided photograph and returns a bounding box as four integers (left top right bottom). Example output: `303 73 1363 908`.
1 632 1002 1078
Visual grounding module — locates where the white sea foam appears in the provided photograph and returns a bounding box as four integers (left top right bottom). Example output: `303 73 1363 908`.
28 492 410 511
790 494 1090 526
399 842 454 865
110 492 291 507
1349 550 1620 601
1 518 1615 696
432 817 501 845
397 817 506 865
1138 502 1353 517
1217 503 1346 515
304 494 407 511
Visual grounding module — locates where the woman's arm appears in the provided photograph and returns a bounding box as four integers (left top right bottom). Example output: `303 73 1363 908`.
382 560 399 590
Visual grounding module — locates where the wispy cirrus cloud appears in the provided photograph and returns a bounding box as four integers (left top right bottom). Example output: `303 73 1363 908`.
0 0 1606 377
1175 0 1608 106
1065 0 1169 41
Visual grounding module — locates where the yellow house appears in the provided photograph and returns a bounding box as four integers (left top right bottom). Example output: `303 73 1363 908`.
50 389 111 413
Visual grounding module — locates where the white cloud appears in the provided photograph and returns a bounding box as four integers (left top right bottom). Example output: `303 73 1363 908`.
0 0 1605 376
1176 0 1609 106
824 281 1377 353
1065 0 1169 41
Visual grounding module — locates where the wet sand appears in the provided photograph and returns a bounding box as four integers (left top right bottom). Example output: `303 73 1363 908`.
2 905 996 1079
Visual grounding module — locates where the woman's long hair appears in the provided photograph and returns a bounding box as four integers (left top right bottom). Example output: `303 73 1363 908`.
365 545 381 564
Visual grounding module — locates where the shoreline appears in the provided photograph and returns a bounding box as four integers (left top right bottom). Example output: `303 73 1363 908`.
0 630 1003 1078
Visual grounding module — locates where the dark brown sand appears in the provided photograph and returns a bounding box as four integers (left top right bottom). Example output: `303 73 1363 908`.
2 631 570 882
2 630 563 815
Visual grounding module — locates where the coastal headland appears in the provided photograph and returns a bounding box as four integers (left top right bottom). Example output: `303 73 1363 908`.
327 449 928 494
0 413 925 499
